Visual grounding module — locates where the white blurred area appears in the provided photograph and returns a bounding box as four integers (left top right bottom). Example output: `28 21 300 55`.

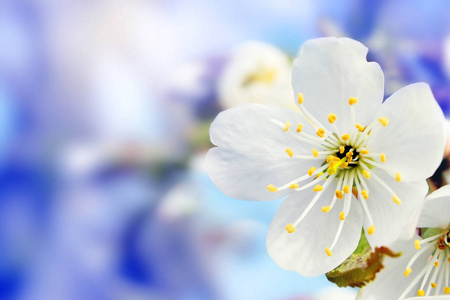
0 0 450 299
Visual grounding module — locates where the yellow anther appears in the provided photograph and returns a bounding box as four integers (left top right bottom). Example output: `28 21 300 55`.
339 211 345 221
325 247 332 256
395 173 402 182
313 185 323 192
393 196 401 205
296 123 303 133
417 289 425 296
448 257 450 262
362 170 371 179
327 155 335 163
343 185 350 194
289 183 299 189
339 146 345 154
307 167 316 176
415 240 421 250
341 134 350 141
431 283 437 288
434 261 439 267
321 206 331 212
367 225 375 235
404 267 412 277
348 97 358 105
312 149 319 157
379 117 389 127
355 123 364 131
286 148 294 157
361 190 369 200
346 151 354 158
328 113 337 124
285 224 296 233
445 287 450 294
283 122 291 131
267 184 278 192
316 128 325 138
340 162 348 168
297 93 304 104
380 153 386 162
333 157 340 162
327 168 337 176
335 190 343 199
360 149 369 155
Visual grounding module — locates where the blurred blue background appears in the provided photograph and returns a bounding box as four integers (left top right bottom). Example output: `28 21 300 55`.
1 0 450 299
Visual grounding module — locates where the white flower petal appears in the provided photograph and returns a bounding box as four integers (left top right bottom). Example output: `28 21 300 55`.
418 185 450 229
363 168 428 247
292 37 384 132
366 83 446 182
207 148 322 201
208 103 324 201
210 103 315 153
266 181 363 276
357 236 431 300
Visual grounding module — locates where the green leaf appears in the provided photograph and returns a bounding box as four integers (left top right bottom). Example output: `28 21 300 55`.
326 246 401 288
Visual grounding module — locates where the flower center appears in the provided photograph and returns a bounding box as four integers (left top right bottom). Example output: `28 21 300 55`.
267 93 404 257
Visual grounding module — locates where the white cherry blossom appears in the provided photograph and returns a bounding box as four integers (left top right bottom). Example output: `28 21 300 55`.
358 185 450 299
207 37 446 276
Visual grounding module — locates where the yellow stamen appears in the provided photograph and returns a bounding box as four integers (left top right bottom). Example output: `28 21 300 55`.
417 289 425 296
297 93 304 104
333 156 340 161
362 170 370 179
379 117 389 127
355 123 364 131
361 190 369 200
289 183 299 189
434 261 439 267
328 113 337 124
339 146 345 154
283 122 290 131
321 206 331 212
395 173 402 182
285 224 296 233
341 134 350 141
335 190 343 199
339 211 345 221
346 151 354 157
343 185 350 194
296 123 303 133
308 167 316 176
313 185 323 192
367 225 375 235
349 97 358 105
267 184 278 192
431 283 437 288
316 128 325 138
380 153 386 162
415 240 421 250
445 287 450 294
286 148 294 157
404 267 412 277
360 149 369 155
327 155 335 163
393 196 401 205
314 172 323 180
327 168 337 176
340 162 348 168
325 247 332 256
312 149 319 157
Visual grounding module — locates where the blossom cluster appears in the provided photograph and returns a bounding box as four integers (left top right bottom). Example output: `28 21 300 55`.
207 37 450 298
